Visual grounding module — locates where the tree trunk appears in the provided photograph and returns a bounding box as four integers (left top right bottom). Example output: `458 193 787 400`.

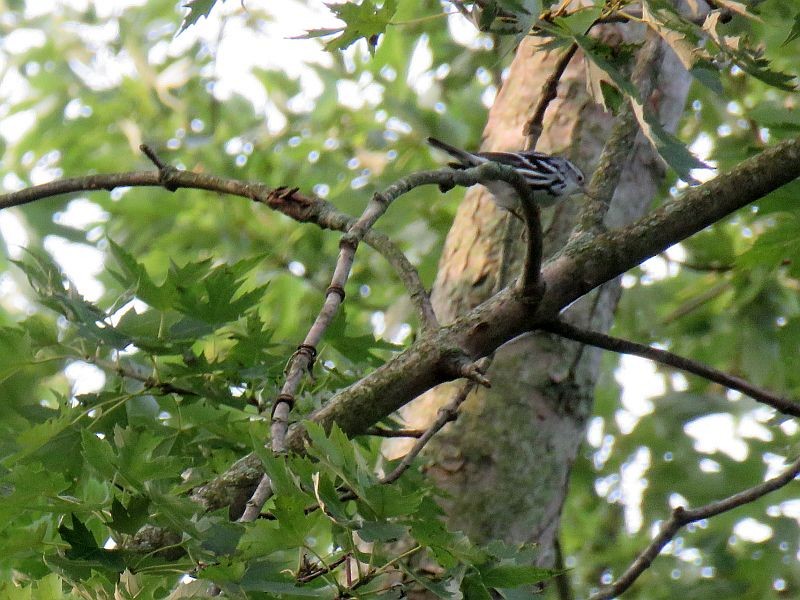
396 25 693 569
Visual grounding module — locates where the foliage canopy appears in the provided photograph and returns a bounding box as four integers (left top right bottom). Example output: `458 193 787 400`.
1 0 800 598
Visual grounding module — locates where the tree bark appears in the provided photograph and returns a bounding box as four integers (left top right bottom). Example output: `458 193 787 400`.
396 26 693 568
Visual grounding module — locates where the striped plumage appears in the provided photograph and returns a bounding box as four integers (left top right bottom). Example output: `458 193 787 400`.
427 137 585 212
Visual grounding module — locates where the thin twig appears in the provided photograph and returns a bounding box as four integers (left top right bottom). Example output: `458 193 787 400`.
661 280 731 324
379 357 490 489
442 350 492 388
524 43 578 151
307 375 489 530
91 356 200 398
296 553 350 585
590 454 800 600
381 376 479 485
663 256 734 273
543 320 800 417
317 358 489 511
348 545 424 592
140 144 169 170
516 190 545 295
364 426 425 438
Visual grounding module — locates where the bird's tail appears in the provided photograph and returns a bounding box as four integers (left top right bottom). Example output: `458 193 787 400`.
427 137 481 166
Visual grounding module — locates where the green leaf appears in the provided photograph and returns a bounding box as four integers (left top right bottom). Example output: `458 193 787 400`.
599 80 624 114
359 484 422 519
356 520 407 542
641 0 702 73
737 213 800 273
556 5 602 35
783 12 800 46
702 13 796 91
178 0 219 33
58 515 125 572
574 34 708 182
462 569 492 599
730 46 796 91
169 257 268 324
312 471 353 526
81 429 117 479
689 64 723 94
480 564 555 588
107 495 151 535
108 239 176 310
305 421 351 472
305 0 399 53
496 0 533 15
198 518 244 556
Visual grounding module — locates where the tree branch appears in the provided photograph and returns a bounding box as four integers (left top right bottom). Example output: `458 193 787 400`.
152 135 800 512
266 186 438 332
91 356 201 399
363 426 425 438
381 361 485 485
541 320 800 417
296 553 350 585
281 135 800 451
247 164 543 518
0 167 437 334
590 454 800 600
523 43 578 151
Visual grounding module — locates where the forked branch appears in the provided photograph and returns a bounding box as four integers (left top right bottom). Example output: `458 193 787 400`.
248 163 546 519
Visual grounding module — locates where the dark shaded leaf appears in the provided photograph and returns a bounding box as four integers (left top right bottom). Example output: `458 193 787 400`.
782 12 800 46
179 0 218 33
108 495 150 535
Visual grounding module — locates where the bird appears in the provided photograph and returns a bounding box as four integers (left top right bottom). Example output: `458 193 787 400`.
427 137 586 216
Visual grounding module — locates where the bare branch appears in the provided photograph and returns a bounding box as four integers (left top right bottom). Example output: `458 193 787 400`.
296 553 350 585
239 477 274 523
553 537 573 600
543 320 800 417
139 144 170 170
442 350 492 388
381 377 477 486
661 280 731 324
363 426 425 438
591 454 800 600
524 43 578 151
516 191 545 295
666 258 734 273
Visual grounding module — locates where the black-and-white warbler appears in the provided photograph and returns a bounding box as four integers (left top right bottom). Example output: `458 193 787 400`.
427 137 586 214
